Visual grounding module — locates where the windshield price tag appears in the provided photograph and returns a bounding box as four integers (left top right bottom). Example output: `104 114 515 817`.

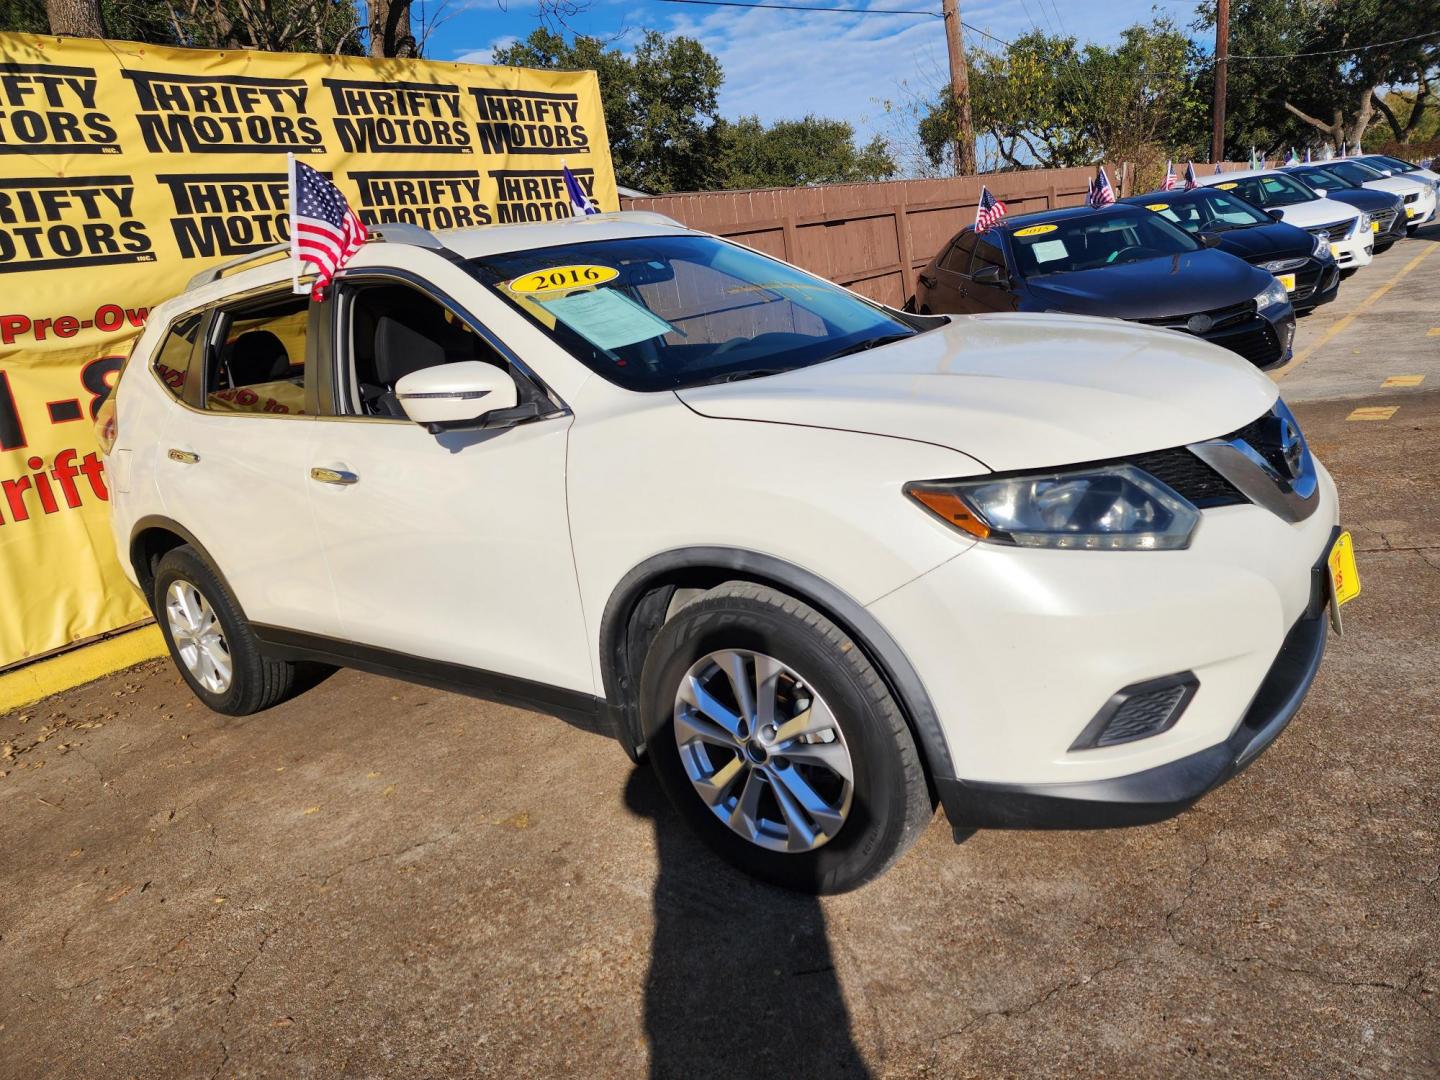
509 265 619 295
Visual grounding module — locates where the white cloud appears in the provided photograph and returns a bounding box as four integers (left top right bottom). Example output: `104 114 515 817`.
452 35 517 66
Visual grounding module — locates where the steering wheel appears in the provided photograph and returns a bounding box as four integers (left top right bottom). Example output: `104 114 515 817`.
1106 246 1148 263
711 336 751 355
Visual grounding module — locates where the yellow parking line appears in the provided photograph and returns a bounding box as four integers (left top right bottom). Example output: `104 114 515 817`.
1347 406 1399 421
1382 375 1425 387
1272 244 1439 381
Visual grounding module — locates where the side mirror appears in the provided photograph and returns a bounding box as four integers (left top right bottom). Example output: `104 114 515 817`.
1314 189 1327 198
1266 208 1286 221
1196 231 1224 249
971 264 1008 287
395 361 521 434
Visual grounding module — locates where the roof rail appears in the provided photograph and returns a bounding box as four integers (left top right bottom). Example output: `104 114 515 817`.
184 222 446 291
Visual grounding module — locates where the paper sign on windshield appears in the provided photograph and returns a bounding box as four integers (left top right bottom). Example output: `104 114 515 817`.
509 265 619 294
538 289 675 350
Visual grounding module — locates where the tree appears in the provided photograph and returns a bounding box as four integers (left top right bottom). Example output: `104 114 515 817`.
1368 85 1439 148
367 0 415 58
493 29 723 193
918 23 1205 172
45 0 104 34
713 115 895 189
1198 0 1440 153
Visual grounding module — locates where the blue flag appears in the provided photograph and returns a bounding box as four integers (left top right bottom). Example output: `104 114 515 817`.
563 163 598 217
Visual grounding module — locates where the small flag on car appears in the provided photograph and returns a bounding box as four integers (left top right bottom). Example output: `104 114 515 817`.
1304 147 1312 163
1162 160 1177 190
975 185 1007 232
1213 162 1223 173
1184 161 1199 190
563 163 599 217
1249 146 1261 169
288 154 366 300
1284 148 1299 166
1087 165 1115 208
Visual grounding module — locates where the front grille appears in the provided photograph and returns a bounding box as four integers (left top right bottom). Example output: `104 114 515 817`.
1130 447 1245 507
1212 322 1283 368
1374 209 1399 231
1305 220 1352 242
1225 412 1295 476
1138 298 1256 333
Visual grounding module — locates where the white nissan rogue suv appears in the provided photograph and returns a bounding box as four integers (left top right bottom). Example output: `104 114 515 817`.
100 213 1352 893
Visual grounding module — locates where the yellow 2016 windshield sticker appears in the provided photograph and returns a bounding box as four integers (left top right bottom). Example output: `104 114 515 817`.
1013 224 1058 237
1216 182 1238 190
1145 203 1169 211
509 264 619 294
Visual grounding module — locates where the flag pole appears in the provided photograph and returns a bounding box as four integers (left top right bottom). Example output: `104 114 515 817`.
287 152 301 295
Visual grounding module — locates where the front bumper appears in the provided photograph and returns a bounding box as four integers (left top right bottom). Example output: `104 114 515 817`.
1291 260 1340 313
1404 189 1437 228
1329 231 1374 268
869 456 1339 831
935 608 1326 827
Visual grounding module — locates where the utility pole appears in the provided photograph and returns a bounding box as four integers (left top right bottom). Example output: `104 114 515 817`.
942 0 977 176
1211 0 1229 164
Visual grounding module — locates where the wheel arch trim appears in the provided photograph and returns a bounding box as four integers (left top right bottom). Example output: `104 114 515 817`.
598 546 959 793
129 516 242 614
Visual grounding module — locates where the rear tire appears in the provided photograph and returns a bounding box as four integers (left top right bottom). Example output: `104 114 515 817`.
639 581 933 893
153 545 302 716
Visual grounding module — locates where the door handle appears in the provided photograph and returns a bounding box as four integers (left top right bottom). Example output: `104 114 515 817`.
310 467 359 486
167 449 199 465
918 273 937 289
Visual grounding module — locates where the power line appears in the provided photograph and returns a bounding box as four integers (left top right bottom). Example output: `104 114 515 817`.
1226 29 1440 61
655 0 1438 64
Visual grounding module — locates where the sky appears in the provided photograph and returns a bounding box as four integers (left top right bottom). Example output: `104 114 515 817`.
431 0 1205 149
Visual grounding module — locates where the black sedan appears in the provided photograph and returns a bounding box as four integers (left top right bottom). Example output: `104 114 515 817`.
1119 186 1339 313
1284 164 1407 251
913 204 1297 370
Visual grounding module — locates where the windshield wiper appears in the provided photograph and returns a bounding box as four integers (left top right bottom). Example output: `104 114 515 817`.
703 367 789 384
821 332 914 362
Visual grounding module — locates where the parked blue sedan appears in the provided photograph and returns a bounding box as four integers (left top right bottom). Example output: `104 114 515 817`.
913 204 1297 370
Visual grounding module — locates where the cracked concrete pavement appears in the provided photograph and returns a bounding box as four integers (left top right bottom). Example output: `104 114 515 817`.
1 230 1438 1078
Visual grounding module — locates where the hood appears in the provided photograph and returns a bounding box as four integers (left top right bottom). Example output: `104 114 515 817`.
1211 221 1315 262
1364 176 1429 199
1020 248 1271 319
677 316 1278 473
1322 188 1402 212
1265 198 1360 228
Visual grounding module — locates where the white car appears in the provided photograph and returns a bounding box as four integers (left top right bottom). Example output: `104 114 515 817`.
99 214 1349 893
1198 169 1373 269
1340 155 1440 231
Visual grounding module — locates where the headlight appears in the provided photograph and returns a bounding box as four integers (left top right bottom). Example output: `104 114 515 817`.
905 464 1200 550
1310 233 1329 258
1253 278 1289 310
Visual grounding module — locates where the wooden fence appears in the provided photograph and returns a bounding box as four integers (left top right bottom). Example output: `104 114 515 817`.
621 162 1263 307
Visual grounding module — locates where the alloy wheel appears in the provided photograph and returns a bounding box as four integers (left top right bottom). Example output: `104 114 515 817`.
165 580 232 694
673 649 854 853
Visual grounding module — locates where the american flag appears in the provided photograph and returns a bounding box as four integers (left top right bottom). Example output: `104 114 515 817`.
1162 160 1177 190
563 163 599 217
1087 165 1115 208
1183 161 1199 189
975 185 1007 232
289 155 366 300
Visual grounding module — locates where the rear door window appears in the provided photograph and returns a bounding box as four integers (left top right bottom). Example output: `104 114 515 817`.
201 294 309 416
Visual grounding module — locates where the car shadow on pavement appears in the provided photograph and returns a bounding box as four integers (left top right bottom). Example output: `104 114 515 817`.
624 768 872 1080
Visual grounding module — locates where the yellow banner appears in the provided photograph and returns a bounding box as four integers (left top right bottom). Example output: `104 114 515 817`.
0 33 617 669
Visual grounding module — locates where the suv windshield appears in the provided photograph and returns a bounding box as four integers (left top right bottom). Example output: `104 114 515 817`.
1219 173 1318 208
1008 209 1199 277
1149 190 1270 233
467 234 921 391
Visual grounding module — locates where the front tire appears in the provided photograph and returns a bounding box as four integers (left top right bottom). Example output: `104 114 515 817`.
153 545 302 716
639 582 933 893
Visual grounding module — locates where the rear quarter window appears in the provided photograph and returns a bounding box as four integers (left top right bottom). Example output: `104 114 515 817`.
150 313 203 399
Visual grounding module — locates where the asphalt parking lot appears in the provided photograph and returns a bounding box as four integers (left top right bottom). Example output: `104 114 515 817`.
2 226 1437 1079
